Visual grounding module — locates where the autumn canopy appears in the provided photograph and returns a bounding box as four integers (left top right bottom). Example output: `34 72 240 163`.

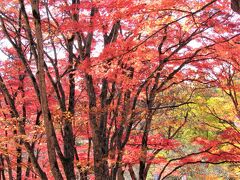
0 0 239 179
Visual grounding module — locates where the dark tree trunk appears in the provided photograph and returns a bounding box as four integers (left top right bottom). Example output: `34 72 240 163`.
16 144 22 180
128 165 137 180
61 36 76 180
85 75 110 180
0 155 6 180
5 155 13 180
25 157 31 179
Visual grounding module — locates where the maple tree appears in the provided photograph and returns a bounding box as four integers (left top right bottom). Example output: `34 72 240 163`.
0 0 239 180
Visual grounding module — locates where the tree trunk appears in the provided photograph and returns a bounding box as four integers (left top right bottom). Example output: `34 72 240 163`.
61 37 76 180
92 139 109 180
31 1 63 179
25 157 31 179
5 155 13 180
128 165 137 180
16 144 22 180
85 75 110 180
0 155 6 180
